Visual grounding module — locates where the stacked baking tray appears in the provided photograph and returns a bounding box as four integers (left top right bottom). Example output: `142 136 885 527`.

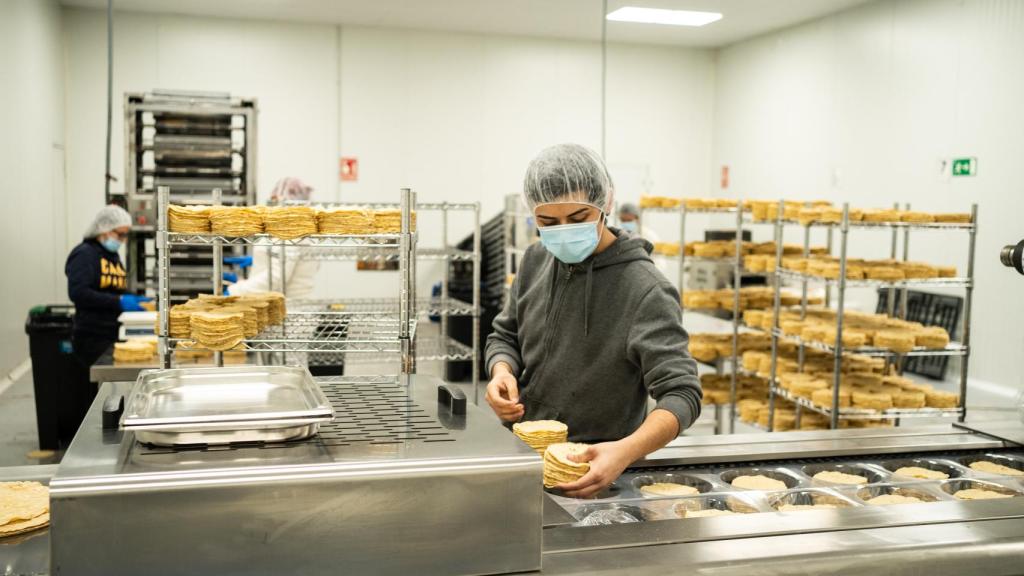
124 91 257 298
550 452 1024 525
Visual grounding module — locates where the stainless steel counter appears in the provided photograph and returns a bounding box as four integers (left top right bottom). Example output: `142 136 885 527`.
87 348 156 383
5 373 1024 575
540 424 1024 575
49 374 542 576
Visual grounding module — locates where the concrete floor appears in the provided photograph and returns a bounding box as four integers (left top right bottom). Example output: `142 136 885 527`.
0 371 59 467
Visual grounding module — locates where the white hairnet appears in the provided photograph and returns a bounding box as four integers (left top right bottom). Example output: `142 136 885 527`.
85 204 132 238
270 177 313 202
523 143 614 212
619 202 639 217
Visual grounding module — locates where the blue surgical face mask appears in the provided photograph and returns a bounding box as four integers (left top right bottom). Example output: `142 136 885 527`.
538 215 603 264
620 220 638 233
100 236 122 253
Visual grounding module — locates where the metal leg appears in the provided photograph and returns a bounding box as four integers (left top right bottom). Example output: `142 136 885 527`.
767 200 784 433
678 205 687 306
960 204 978 422
729 203 742 434
831 204 850 430
441 204 449 374
472 203 481 405
212 188 223 368
157 186 171 368
399 188 416 382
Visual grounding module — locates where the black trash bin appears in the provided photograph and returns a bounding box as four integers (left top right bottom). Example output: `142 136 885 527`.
24 304 79 450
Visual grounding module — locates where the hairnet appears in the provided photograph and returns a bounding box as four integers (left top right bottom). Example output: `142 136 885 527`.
270 177 313 202
85 204 132 238
523 144 614 212
619 202 639 218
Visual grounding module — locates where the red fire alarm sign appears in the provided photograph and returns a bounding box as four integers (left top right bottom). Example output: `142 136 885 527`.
340 157 358 182
720 165 730 189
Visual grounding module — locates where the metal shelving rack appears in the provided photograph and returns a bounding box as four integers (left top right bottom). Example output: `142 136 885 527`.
125 91 257 299
639 201 752 433
765 201 978 430
155 186 419 378
267 201 482 398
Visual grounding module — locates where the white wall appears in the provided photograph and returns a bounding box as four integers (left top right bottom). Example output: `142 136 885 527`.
62 10 716 298
713 0 1024 389
0 0 67 375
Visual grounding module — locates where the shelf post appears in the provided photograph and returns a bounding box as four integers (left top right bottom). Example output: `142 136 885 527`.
959 204 977 422
157 186 171 369
831 203 850 430
767 199 785 432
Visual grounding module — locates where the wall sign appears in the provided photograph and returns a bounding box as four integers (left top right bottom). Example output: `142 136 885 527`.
951 157 977 177
340 157 359 182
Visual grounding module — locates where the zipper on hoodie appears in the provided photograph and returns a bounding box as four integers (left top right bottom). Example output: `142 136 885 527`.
539 264 574 365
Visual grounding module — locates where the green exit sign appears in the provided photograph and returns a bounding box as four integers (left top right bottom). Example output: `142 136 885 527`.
952 157 977 177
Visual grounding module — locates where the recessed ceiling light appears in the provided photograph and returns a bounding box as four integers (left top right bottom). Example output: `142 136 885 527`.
606 7 723 27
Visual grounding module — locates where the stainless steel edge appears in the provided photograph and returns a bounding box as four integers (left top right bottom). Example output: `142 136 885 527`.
540 518 1024 575
543 497 1024 554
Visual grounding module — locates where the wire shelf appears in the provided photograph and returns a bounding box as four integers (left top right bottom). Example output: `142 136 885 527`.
777 269 971 288
284 200 478 211
167 232 402 248
744 218 974 231
269 246 473 262
771 387 963 420
338 335 475 363
291 297 477 317
166 314 412 354
769 328 968 358
641 206 745 214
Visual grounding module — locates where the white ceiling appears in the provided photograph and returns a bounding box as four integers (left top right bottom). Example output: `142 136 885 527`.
61 0 873 48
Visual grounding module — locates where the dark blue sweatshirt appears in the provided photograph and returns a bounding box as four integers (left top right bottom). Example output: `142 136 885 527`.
65 239 126 340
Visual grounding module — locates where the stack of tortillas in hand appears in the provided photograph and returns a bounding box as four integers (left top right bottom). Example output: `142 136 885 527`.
167 205 211 233
0 482 50 538
543 443 590 488
513 420 568 455
264 206 318 239
317 209 374 235
190 310 245 351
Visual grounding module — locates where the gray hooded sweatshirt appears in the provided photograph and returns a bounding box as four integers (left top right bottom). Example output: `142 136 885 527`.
486 228 702 443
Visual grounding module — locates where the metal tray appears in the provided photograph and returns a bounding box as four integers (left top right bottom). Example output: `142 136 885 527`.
121 366 333 446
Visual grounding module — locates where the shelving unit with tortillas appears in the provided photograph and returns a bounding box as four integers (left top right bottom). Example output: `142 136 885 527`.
155 186 419 377
760 201 977 430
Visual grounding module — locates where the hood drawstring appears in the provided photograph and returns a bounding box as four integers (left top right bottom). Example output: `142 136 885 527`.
584 259 594 336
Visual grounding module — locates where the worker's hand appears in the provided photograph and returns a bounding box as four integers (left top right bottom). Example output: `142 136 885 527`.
556 441 637 499
485 367 524 423
222 272 238 283
120 294 153 312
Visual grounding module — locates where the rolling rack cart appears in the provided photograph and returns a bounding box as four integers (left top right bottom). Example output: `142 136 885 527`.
266 201 482 401
125 91 257 300
765 201 977 430
155 186 419 378
639 199 755 434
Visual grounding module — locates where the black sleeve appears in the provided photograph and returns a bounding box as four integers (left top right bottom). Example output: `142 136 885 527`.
66 249 121 312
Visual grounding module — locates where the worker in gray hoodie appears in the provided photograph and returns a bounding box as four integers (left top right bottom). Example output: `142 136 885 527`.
486 143 702 498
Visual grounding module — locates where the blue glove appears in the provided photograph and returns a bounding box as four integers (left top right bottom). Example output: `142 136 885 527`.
222 272 238 283
224 255 254 269
223 287 231 296
120 294 153 312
